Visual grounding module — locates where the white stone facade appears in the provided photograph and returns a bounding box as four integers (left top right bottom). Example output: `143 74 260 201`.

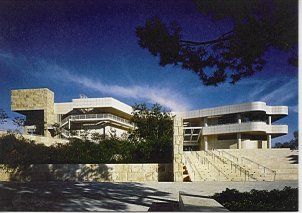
11 88 134 140
11 89 288 150
174 102 288 150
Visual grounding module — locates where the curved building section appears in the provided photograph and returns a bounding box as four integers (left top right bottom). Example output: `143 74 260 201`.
202 122 288 135
176 102 288 151
177 102 288 120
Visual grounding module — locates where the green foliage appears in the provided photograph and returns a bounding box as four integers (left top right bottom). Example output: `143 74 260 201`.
0 134 50 170
0 109 9 124
274 130 298 150
0 103 174 165
212 187 298 211
136 0 297 86
128 103 173 163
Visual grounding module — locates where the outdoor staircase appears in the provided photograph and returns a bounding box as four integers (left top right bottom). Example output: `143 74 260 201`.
183 151 255 181
183 150 271 182
212 150 276 181
222 149 298 181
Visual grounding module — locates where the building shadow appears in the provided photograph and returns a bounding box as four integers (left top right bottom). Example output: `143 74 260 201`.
0 181 174 211
0 160 174 211
287 154 298 164
4 164 111 182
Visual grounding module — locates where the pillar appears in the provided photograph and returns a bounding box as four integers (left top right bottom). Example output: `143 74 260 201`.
268 116 271 125
173 116 183 182
237 114 241 123
204 136 208 151
204 117 208 126
267 134 271 149
237 133 241 149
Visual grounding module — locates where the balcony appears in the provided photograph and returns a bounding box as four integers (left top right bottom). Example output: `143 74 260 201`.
60 113 133 128
202 122 288 135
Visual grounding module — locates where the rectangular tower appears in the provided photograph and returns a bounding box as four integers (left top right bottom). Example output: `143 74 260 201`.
11 88 55 137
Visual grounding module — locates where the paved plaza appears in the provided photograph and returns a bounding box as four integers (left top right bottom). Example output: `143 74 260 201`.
0 180 298 211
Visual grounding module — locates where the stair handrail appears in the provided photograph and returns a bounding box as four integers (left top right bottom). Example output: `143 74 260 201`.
183 153 195 181
189 152 206 181
217 150 239 163
241 156 276 181
195 151 229 181
205 150 228 164
208 150 257 181
184 152 204 181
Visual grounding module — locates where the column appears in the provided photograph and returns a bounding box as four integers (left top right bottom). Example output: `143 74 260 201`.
237 114 241 123
173 116 183 182
204 136 208 151
237 133 242 149
204 118 208 151
267 134 271 149
268 116 271 125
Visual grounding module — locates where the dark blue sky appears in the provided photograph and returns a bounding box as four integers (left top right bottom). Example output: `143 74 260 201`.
0 0 298 144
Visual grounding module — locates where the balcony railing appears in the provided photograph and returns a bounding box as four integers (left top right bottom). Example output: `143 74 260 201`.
203 121 287 135
61 113 133 127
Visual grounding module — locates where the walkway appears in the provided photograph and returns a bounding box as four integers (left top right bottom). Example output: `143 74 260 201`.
0 181 298 211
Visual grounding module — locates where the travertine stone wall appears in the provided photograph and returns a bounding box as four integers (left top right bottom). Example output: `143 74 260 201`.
0 164 173 182
173 116 183 182
11 88 55 137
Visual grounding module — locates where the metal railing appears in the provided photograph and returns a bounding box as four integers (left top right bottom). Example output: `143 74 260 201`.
183 153 196 181
205 150 228 164
60 113 133 127
207 150 256 181
216 150 239 163
195 151 229 181
183 152 204 181
241 157 276 181
207 120 267 127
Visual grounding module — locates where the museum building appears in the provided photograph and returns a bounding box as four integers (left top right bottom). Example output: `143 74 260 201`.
11 88 288 150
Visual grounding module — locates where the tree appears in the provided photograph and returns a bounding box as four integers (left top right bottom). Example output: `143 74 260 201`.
12 116 25 133
136 0 297 86
129 103 174 162
0 109 8 125
274 131 298 150
49 123 62 137
129 103 173 141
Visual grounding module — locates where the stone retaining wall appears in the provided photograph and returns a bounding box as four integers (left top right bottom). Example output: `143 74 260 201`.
0 163 173 182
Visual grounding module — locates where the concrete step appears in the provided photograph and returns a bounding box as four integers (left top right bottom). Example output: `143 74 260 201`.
275 173 298 180
179 192 229 211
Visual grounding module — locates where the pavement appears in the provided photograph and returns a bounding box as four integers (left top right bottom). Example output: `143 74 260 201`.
0 180 298 211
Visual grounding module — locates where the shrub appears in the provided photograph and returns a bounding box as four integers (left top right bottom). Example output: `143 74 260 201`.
212 187 298 211
0 133 172 165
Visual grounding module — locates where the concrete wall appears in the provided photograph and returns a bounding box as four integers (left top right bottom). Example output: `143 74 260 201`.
208 139 237 149
241 140 267 149
0 163 173 182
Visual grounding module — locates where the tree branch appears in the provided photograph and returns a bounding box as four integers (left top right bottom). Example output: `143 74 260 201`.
179 30 234 46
